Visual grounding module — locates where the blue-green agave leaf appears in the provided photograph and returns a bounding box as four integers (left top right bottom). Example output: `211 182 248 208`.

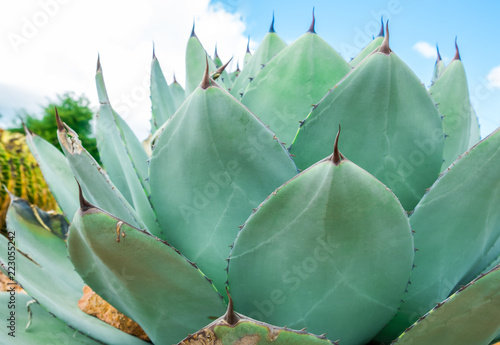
290 30 444 211
240 26 351 145
243 36 252 67
379 128 500 341
0 195 148 344
430 45 445 85
170 75 186 111
185 26 218 96
429 47 472 172
24 128 79 221
95 63 162 237
178 296 336 344
149 74 297 295
468 106 481 149
228 65 239 83
0 293 104 345
393 264 500 345
230 17 287 99
56 113 142 229
349 33 384 67
68 191 226 345
229 136 414 345
150 51 178 131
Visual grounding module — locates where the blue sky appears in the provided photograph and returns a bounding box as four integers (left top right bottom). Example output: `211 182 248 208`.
1 0 498 140
227 0 500 139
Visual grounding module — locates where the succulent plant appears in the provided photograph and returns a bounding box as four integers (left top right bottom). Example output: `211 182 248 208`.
2 14 500 345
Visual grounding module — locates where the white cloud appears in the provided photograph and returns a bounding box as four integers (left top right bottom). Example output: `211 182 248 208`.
0 0 249 140
413 41 437 59
487 65 500 88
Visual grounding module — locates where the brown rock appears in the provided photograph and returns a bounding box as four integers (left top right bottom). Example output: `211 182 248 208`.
0 270 24 293
78 285 150 342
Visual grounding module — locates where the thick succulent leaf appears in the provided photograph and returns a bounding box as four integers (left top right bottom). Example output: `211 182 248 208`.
96 65 150 195
1 196 148 344
393 264 500 345
213 47 223 68
178 303 335 345
185 34 218 96
212 323 333 345
243 44 252 67
57 119 142 229
12 198 68 241
429 59 472 171
468 106 481 149
379 128 500 340
241 32 351 145
24 130 79 220
5 195 78 289
150 53 177 131
0 293 103 345
68 202 226 345
170 76 186 110
148 115 172 156
480 252 500 277
290 51 444 211
95 66 162 237
431 59 446 85
348 35 384 67
228 153 414 345
214 58 233 90
228 67 239 83
230 31 287 99
149 81 297 295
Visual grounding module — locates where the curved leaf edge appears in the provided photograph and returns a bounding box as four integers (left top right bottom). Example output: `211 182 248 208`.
392 263 500 345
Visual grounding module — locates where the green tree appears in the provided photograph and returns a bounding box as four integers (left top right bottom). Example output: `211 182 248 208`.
10 92 100 162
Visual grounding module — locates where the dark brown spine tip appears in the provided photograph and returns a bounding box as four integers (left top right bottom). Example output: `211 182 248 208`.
55 107 65 131
436 43 442 62
173 73 178 84
223 288 240 325
246 36 251 53
76 180 95 212
201 56 210 89
236 62 240 72
96 54 101 72
453 37 461 61
378 16 384 37
190 20 197 38
332 125 342 165
152 42 156 60
308 8 315 33
269 12 275 33
218 57 233 74
378 20 392 54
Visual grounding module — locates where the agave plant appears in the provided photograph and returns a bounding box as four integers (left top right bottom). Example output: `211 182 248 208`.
2 14 500 345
